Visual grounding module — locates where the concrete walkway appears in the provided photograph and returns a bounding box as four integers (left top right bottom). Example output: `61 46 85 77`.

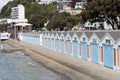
6 40 120 80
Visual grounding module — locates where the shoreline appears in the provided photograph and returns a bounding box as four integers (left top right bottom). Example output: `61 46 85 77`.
5 39 120 80
5 40 73 80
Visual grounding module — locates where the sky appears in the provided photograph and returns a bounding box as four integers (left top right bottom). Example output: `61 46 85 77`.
0 0 12 10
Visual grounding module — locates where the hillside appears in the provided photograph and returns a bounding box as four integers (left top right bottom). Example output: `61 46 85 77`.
0 0 57 30
0 0 81 31
0 0 57 19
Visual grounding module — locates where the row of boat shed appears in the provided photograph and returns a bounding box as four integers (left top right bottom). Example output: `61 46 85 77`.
19 30 120 70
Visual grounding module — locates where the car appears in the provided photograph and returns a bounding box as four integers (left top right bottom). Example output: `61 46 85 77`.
0 32 10 40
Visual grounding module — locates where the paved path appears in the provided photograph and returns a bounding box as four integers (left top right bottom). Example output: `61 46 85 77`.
6 39 120 80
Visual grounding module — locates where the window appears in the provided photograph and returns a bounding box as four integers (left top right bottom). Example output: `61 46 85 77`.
74 37 77 41
106 39 111 45
82 37 85 42
94 24 96 27
62 36 63 39
68 37 69 40
92 38 96 43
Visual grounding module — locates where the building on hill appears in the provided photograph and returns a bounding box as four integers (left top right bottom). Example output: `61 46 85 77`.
11 4 25 19
37 0 56 4
75 2 85 9
10 4 32 40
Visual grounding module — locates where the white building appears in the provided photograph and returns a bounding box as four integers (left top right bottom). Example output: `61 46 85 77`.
10 4 32 40
84 21 113 30
11 4 25 20
0 18 12 24
57 0 72 3
37 0 56 4
75 2 84 9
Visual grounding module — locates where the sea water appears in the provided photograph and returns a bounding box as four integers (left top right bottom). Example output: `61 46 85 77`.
0 44 62 80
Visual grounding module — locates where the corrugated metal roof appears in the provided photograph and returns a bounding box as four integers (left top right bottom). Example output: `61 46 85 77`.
62 32 67 37
93 31 107 39
107 30 120 41
84 31 93 39
76 32 82 38
57 32 62 36
23 30 120 42
68 31 74 37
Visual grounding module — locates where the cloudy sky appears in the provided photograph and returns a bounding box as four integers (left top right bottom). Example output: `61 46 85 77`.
0 0 12 10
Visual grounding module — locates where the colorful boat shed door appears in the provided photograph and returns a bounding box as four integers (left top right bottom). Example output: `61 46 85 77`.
52 38 54 50
91 43 99 64
81 42 87 60
103 44 113 68
66 37 71 55
56 38 59 52
43 37 45 47
73 37 78 57
48 38 50 49
60 39 64 53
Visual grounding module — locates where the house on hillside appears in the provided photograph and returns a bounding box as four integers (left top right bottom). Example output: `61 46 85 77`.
75 2 84 9
83 21 113 30
37 0 56 4
57 0 73 11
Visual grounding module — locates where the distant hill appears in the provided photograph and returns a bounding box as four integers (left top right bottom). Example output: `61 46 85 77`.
0 0 57 30
0 0 57 19
0 0 81 30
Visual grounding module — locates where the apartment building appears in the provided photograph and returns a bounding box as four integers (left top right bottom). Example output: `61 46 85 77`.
11 4 25 20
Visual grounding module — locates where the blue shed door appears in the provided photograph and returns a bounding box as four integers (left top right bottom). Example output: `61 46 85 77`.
42 37 45 47
73 41 78 57
60 40 64 53
48 38 50 48
27 36 30 43
90 43 98 64
103 45 113 68
37 37 40 46
32 37 37 45
56 39 59 52
24 36 26 42
44 38 46 47
52 39 54 50
81 42 87 60
33 37 36 45
35 37 38 45
66 40 70 55
29 36 32 44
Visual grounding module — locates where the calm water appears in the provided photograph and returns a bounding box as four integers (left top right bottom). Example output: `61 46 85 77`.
0 44 63 80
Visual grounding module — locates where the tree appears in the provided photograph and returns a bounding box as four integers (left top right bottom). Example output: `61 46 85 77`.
0 0 57 21
47 12 80 31
81 0 120 29
29 15 47 30
0 24 10 31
